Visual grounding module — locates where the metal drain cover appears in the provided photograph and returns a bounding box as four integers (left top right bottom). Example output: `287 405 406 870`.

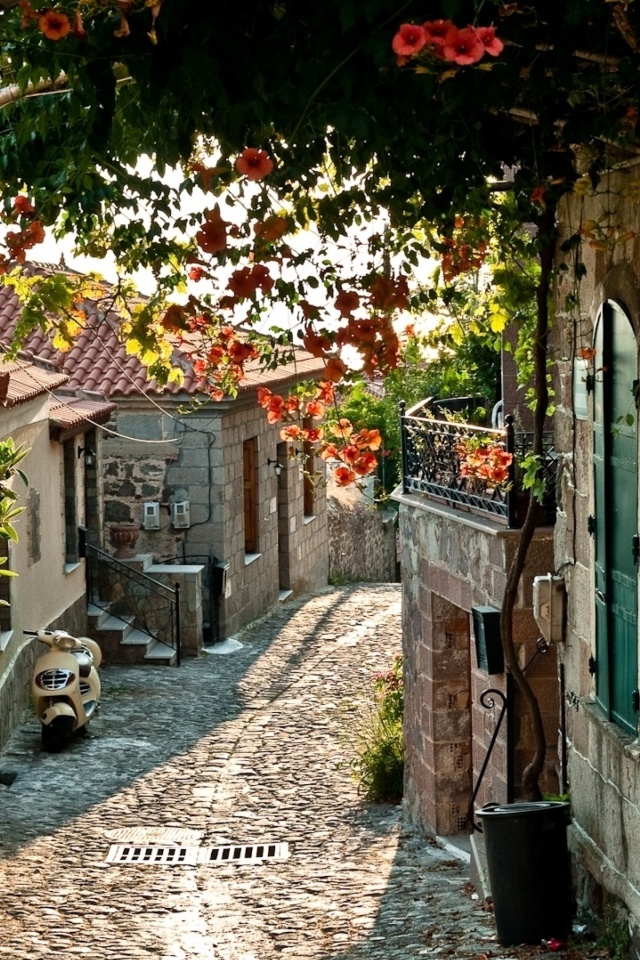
106 845 199 865
105 841 289 866
204 842 289 864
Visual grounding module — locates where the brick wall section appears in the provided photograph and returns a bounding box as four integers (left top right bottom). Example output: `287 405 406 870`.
395 490 558 836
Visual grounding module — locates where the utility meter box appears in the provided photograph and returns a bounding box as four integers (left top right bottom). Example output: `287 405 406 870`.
533 574 566 643
143 502 160 531
171 500 191 529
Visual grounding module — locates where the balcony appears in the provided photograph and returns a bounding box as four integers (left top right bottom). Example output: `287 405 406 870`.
399 399 556 528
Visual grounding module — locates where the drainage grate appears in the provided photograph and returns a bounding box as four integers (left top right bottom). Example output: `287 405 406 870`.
105 841 289 866
204 842 289 864
106 845 199 865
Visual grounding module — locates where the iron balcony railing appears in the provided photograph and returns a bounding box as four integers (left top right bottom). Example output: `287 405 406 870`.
85 543 181 664
399 399 557 528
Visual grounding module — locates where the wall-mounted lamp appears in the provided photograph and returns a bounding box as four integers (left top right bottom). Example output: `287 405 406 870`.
267 458 284 478
78 446 96 467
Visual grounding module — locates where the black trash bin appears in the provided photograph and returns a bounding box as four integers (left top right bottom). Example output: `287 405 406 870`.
476 801 572 946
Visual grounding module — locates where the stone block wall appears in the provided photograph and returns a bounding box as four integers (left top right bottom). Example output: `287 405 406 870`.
553 174 640 940
99 392 328 642
327 484 398 583
395 489 558 837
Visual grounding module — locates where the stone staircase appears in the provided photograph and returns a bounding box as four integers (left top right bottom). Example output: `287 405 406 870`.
87 602 177 666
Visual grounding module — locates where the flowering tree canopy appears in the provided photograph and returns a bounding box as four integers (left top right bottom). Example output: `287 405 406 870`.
0 0 638 464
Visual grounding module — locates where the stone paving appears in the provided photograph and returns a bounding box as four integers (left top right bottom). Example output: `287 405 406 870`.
0 584 546 959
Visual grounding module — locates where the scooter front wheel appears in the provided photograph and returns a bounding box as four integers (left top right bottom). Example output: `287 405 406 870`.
41 715 74 752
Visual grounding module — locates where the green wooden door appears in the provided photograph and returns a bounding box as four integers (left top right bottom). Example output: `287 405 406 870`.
593 300 639 734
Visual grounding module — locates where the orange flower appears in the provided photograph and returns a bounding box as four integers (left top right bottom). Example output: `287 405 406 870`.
38 8 71 40
228 340 257 364
281 424 301 441
323 356 347 382
196 206 227 254
254 215 288 243
334 465 356 487
303 326 332 358
257 387 273 408
355 428 382 451
319 442 339 461
315 381 335 404
334 290 360 316
576 346 596 361
302 426 324 443
530 184 547 208
235 148 274 182
352 452 378 476
339 444 360 465
305 400 325 418
329 418 353 439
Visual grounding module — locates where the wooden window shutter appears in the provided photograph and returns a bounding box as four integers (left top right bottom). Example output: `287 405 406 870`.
243 439 258 553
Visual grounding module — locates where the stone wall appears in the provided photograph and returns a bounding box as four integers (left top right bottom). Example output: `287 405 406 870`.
554 169 640 942
395 490 557 836
327 485 398 584
102 392 329 642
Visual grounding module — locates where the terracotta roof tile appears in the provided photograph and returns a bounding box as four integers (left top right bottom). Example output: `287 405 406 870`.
0 360 68 407
0 277 325 400
49 396 117 437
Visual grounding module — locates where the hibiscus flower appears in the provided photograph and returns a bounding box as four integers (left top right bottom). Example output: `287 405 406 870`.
442 26 485 66
38 9 71 40
392 23 427 57
235 148 274 182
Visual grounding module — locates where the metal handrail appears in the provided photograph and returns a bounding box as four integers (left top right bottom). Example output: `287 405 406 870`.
86 544 180 663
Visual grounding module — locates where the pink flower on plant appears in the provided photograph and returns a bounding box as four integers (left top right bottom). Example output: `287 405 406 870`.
392 23 427 57
442 26 485 65
474 25 504 57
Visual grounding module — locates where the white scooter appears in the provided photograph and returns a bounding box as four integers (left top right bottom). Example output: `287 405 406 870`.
27 629 102 752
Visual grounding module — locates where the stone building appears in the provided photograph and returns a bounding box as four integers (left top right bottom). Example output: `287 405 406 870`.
553 159 640 944
0 278 329 644
393 390 560 837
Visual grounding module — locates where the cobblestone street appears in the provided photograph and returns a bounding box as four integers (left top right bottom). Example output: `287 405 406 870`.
0 584 528 959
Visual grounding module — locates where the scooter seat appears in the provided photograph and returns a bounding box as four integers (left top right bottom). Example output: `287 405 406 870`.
71 651 92 678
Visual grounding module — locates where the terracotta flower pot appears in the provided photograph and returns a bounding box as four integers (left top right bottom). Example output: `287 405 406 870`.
109 522 140 559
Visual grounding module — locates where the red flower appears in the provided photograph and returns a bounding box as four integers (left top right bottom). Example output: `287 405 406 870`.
196 206 227 254
352 452 378 476
422 19 453 46
577 346 597 361
392 23 427 57
474 25 504 57
334 290 360 316
13 195 35 216
530 184 547 208
228 267 256 298
189 266 203 282
334 465 356 487
254 215 288 242
38 9 71 40
442 26 485 65
235 148 274 182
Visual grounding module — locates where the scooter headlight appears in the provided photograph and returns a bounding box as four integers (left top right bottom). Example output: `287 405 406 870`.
35 668 76 691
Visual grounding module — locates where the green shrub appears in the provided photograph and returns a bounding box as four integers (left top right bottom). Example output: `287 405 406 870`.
351 656 404 803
